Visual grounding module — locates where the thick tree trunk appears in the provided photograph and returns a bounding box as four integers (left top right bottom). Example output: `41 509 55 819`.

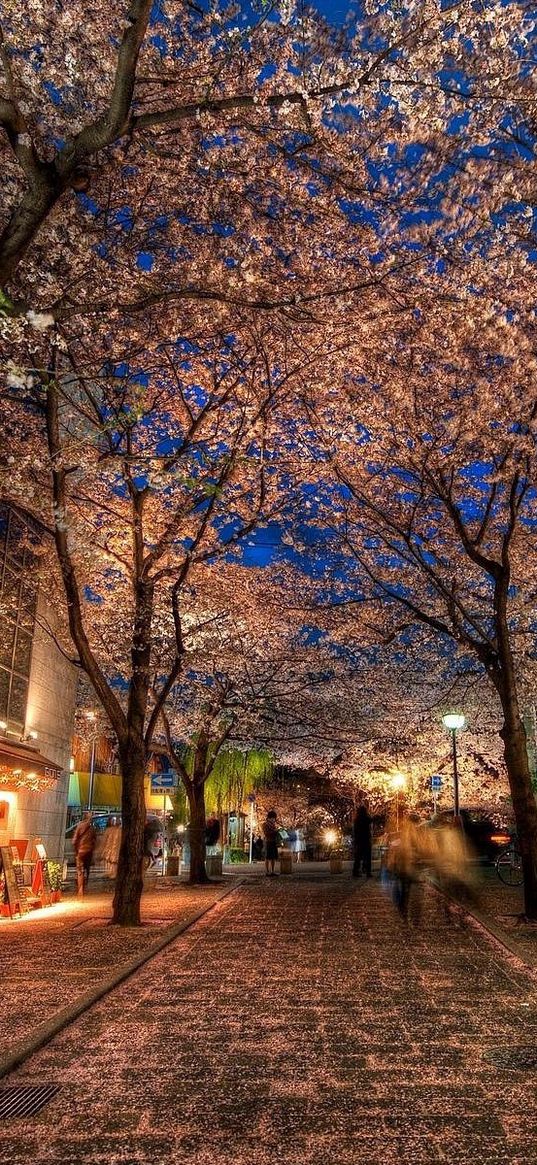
498 700 537 918
112 744 146 926
493 604 537 918
187 780 209 884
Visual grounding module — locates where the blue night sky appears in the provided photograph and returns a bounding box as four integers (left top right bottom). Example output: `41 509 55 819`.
314 0 352 21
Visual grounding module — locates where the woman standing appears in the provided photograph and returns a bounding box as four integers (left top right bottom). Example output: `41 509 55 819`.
262 809 279 877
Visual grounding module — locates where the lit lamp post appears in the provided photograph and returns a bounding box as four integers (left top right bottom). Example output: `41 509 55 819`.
391 772 406 829
442 713 466 818
85 710 97 812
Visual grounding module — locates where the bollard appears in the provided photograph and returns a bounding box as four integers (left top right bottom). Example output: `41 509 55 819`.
280 850 293 875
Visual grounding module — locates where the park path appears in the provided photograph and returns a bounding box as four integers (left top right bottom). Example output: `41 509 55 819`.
1 877 537 1165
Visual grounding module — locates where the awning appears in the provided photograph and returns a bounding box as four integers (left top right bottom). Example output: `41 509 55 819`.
0 740 63 793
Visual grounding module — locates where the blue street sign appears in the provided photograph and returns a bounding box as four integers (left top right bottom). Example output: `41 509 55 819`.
151 771 178 791
431 775 443 791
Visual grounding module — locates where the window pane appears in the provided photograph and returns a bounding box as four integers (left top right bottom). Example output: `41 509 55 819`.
0 622 15 669
8 673 28 726
0 567 21 618
13 629 32 676
19 579 37 629
0 668 9 720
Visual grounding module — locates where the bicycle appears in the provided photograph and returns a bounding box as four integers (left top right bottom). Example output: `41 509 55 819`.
495 842 523 886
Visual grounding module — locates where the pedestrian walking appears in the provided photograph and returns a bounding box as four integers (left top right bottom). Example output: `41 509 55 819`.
73 811 97 896
293 825 306 863
100 816 121 880
263 809 280 877
352 797 372 878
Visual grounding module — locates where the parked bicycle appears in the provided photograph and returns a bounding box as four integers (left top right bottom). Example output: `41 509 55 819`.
495 841 523 886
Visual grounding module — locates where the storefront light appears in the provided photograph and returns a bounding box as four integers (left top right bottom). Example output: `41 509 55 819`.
0 721 7 733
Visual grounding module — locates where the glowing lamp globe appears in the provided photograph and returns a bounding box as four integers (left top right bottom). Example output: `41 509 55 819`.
442 713 465 731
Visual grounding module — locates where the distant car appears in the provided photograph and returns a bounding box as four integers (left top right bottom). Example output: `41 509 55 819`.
64 813 163 864
426 809 513 863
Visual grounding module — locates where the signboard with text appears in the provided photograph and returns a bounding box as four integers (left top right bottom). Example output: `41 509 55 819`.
151 771 178 796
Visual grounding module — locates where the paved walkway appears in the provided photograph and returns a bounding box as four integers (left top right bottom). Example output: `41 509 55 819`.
0 878 236 1060
1 878 537 1164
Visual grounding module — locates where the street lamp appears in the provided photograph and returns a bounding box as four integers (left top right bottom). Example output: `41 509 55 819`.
442 713 466 817
391 772 406 829
84 711 98 811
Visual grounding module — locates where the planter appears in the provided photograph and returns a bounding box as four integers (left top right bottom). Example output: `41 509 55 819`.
280 850 293 875
329 856 343 874
50 890 61 903
205 848 221 876
166 856 180 877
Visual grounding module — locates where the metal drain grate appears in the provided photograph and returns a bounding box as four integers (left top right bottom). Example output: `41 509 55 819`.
483 1046 537 1071
0 1085 61 1118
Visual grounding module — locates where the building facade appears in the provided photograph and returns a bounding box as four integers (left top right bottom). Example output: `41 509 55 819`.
0 502 77 860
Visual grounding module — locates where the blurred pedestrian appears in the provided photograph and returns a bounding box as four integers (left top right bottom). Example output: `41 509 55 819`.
294 826 306 863
352 796 372 878
263 809 279 877
385 812 423 921
73 811 96 896
100 816 121 880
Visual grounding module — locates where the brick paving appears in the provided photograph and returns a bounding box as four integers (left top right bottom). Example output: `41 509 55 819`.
1 877 537 1164
0 877 236 1060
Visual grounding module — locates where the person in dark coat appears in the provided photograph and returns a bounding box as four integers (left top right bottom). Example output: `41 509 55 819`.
352 797 372 878
73 812 97 896
262 809 279 877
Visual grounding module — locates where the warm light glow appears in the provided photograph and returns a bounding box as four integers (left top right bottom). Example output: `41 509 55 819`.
442 713 466 731
27 729 38 740
0 720 7 732
325 828 338 846
69 756 75 772
391 772 406 791
85 710 97 721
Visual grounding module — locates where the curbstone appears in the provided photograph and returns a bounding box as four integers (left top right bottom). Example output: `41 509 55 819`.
0 878 243 1082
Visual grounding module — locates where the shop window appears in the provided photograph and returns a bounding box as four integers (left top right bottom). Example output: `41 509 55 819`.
0 800 9 824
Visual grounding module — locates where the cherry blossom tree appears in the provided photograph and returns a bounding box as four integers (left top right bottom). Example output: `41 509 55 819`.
301 301 537 916
1 316 315 922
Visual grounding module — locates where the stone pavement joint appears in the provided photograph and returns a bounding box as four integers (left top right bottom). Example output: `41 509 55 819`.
0 878 243 1083
1 878 537 1165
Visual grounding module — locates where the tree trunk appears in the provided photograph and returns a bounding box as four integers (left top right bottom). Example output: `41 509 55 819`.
112 744 146 925
493 606 537 918
498 700 537 918
187 780 209 884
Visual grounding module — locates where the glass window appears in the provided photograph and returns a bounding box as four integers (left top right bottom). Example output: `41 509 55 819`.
0 668 9 719
0 622 15 670
0 506 39 729
9 674 28 725
14 628 32 675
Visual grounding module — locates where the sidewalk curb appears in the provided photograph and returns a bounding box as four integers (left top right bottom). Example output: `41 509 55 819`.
0 878 243 1083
